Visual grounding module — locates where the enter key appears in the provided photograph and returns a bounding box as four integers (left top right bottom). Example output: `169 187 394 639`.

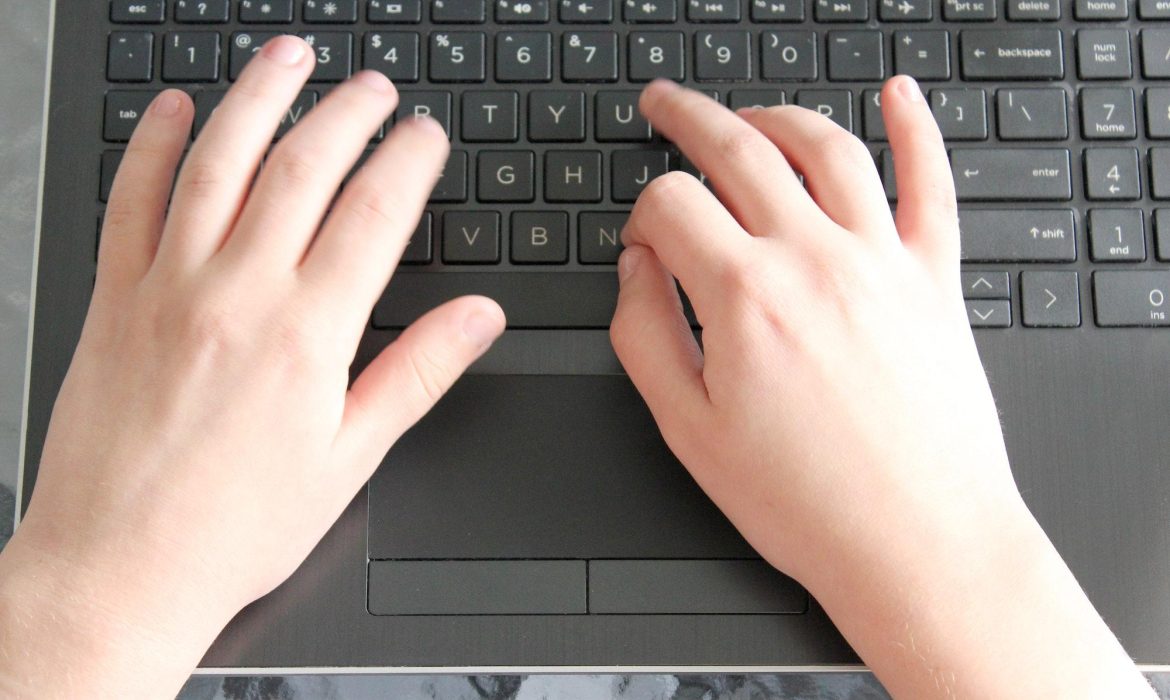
951 148 1072 201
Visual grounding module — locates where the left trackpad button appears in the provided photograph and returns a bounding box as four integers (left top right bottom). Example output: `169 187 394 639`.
368 560 587 615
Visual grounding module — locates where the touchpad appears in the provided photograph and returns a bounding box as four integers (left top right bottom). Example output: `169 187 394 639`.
367 375 756 560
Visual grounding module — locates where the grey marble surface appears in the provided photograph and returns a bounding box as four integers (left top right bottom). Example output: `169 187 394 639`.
1 3 1167 698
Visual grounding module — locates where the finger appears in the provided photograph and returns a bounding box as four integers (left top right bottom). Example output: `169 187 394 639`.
158 35 315 268
300 117 448 335
223 70 399 270
333 296 505 486
638 80 821 236
882 75 960 269
97 90 192 298
739 105 893 239
610 245 708 444
621 171 752 319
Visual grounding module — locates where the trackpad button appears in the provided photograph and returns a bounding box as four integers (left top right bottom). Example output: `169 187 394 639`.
368 560 587 615
588 560 808 614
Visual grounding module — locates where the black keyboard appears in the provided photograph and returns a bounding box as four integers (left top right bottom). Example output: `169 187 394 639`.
101 0 1170 330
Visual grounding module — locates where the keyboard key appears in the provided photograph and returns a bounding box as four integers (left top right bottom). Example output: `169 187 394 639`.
462 91 519 141
965 300 1012 327
596 91 652 141
511 212 569 264
958 209 1076 262
880 0 933 20
951 149 1072 201
694 31 751 82
796 90 853 132
229 31 277 80
752 0 804 20
1080 88 1136 140
930 89 987 140
827 31 884 82
1093 271 1170 326
175 0 230 21
443 211 500 264
529 91 585 141
560 0 613 22
1146 89 1170 138
100 150 124 203
688 0 741 21
629 32 685 81
163 32 221 82
1075 0 1128 19
363 32 419 82
863 89 886 141
1077 30 1131 81
497 0 551 21
275 91 317 137
301 32 353 82
943 0 996 19
430 32 486 81
239 0 293 22
730 89 787 110
192 89 225 136
893 30 950 81
108 32 154 82
961 30 1064 80
562 31 618 81
397 91 452 135
625 0 676 21
375 272 620 328
304 0 357 21
111 0 166 22
433 0 485 22
1021 271 1080 328
545 151 603 201
815 0 868 21
430 150 468 202
1142 30 1170 79
104 91 157 141
997 88 1068 141
497 32 553 82
368 0 421 22
1007 0 1060 19
1089 209 1145 262
612 150 670 202
961 271 1011 299
761 31 817 81
579 212 627 263
1139 0 1170 18
401 213 432 264
1151 148 1170 199
1084 148 1140 200
1156 210 1170 260
478 151 535 202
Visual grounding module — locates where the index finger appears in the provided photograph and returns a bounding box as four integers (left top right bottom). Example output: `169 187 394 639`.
638 81 821 236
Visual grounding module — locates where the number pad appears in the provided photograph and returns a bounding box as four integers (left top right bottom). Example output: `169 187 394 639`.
175 0 231 22
497 0 551 21
1147 88 1170 139
363 32 419 82
629 32 685 81
430 32 486 82
761 31 817 81
496 32 552 82
1080 88 1137 140
695 31 751 82
1089 209 1146 261
1084 147 1140 200
562 31 618 82
163 32 221 82
300 32 353 82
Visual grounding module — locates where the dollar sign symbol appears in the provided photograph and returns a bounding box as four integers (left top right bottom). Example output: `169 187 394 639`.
372 34 382 49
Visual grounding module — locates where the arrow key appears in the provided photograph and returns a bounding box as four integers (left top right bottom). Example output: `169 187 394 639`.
1084 148 1140 201
961 271 1010 299
965 300 1011 328
1022 271 1080 327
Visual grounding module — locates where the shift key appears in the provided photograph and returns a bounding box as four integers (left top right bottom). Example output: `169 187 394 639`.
958 209 1076 262
951 149 1071 201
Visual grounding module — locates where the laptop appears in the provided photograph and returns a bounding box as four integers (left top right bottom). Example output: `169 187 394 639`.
20 0 1170 671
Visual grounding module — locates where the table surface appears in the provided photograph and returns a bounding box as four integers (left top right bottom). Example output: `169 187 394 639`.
1 3 1167 698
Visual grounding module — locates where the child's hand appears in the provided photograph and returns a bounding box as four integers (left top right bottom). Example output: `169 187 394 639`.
0 36 503 696
610 78 1153 699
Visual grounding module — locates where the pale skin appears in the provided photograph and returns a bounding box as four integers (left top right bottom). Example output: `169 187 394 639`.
0 34 1154 698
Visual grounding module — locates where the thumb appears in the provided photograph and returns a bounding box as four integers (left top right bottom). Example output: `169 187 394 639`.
336 295 505 478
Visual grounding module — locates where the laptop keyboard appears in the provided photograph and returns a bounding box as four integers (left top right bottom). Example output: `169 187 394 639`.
102 0 1170 329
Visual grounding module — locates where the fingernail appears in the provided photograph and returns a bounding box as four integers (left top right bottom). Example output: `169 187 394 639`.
352 70 394 94
896 75 923 103
463 308 504 349
264 35 307 66
152 91 182 116
618 247 641 285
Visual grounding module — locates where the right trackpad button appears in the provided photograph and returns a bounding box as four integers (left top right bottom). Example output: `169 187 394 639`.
588 560 808 614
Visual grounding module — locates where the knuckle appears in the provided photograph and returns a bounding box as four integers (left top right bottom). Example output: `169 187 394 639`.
266 147 323 191
405 346 453 404
715 127 765 162
818 129 872 170
638 170 698 209
342 179 408 231
177 160 224 203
